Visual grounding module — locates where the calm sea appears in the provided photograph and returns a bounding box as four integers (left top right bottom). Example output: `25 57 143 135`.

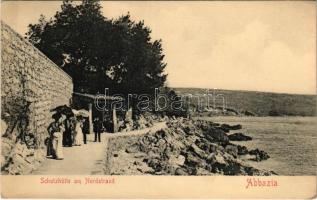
201 116 317 175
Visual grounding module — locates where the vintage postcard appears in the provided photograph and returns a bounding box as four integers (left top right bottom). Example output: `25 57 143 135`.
1 0 316 198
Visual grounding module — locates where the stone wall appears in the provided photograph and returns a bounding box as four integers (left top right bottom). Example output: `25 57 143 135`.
103 122 166 174
1 22 73 174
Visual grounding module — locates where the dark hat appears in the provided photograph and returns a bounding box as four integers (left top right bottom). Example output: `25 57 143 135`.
52 113 62 121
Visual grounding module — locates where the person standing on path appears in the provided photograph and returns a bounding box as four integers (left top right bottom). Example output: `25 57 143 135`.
73 117 84 146
63 116 74 147
82 118 89 144
93 117 102 142
47 114 65 160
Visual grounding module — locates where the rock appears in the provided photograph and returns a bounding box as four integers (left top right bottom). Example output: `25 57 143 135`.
219 126 230 133
155 138 166 148
186 135 199 146
195 138 210 152
34 150 45 162
225 145 238 158
182 122 196 135
133 161 142 166
196 167 212 175
189 144 207 159
147 158 163 172
175 167 189 175
127 117 274 176
163 165 178 175
249 149 270 161
8 165 20 175
134 115 148 130
182 135 198 146
244 110 256 116
25 156 35 164
1 119 8 136
184 165 198 175
168 155 185 166
242 166 276 175
170 138 186 151
24 133 36 148
185 153 201 167
195 120 216 131
230 124 242 130
176 155 186 166
237 145 249 155
204 128 229 145
1 155 7 169
212 122 220 127
133 152 147 158
1 138 14 157
220 124 242 131
208 143 224 153
228 133 252 141
126 145 140 153
207 152 226 165
136 168 144 173
147 150 161 159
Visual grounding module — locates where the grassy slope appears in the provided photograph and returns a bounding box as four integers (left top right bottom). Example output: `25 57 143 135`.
173 88 317 116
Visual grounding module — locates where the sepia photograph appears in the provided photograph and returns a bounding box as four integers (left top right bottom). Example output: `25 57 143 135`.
1 0 316 198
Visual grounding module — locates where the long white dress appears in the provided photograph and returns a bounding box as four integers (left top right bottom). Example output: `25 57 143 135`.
52 131 64 159
50 123 64 160
74 122 83 146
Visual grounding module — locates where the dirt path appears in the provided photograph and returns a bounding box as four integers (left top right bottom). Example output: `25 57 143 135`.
31 122 166 175
31 134 107 175
106 122 166 138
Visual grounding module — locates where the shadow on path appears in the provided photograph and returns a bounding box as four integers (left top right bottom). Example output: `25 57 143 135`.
31 122 166 175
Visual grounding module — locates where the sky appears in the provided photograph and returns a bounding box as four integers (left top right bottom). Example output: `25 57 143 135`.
1 1 316 94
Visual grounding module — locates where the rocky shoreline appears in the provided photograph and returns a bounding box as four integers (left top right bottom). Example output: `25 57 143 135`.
105 117 276 175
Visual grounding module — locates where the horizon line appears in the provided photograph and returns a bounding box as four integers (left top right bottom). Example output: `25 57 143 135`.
171 86 317 96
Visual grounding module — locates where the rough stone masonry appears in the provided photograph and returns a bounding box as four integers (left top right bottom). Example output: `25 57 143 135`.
1 22 73 174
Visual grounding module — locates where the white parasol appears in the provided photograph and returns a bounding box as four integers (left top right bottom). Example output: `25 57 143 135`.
72 109 89 117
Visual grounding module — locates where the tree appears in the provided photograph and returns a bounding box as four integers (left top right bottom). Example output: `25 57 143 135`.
26 0 167 96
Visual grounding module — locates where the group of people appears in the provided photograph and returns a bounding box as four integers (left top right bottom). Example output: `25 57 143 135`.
46 113 104 160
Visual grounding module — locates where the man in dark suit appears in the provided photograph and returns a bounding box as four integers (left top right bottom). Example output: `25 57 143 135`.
93 117 102 142
63 116 74 147
82 118 89 144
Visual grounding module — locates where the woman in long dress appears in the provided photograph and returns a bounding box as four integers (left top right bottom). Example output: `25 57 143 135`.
73 119 83 146
48 114 65 160
52 128 64 159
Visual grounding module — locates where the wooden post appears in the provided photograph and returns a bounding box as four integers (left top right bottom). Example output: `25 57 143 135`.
88 103 93 134
112 105 118 133
102 108 105 122
125 107 133 122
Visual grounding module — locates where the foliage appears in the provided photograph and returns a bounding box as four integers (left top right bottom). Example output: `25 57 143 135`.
26 0 167 96
155 87 190 118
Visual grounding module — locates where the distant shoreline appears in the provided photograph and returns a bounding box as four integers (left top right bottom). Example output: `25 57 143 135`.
174 87 317 117
173 87 317 96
